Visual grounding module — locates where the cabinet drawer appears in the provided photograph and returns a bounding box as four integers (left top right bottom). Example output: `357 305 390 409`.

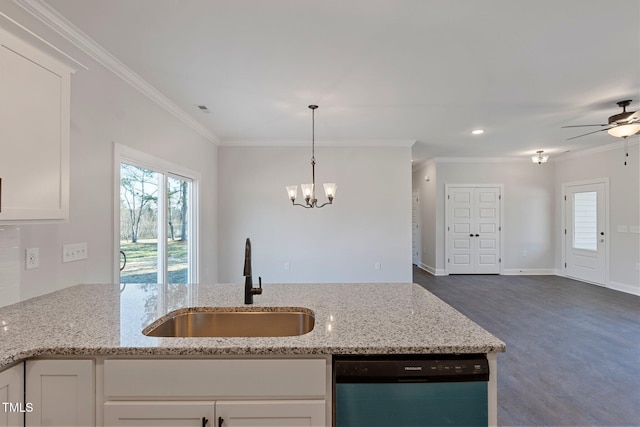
104 359 326 398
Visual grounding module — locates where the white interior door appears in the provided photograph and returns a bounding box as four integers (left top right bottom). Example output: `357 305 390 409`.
565 182 606 285
412 191 420 265
447 186 501 274
448 187 475 274
475 188 501 274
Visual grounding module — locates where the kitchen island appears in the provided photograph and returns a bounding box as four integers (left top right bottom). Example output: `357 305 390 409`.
0 282 505 426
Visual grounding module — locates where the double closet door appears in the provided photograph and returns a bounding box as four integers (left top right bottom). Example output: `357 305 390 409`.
446 186 502 274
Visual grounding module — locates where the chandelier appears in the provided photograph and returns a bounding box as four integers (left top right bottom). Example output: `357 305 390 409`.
286 105 337 208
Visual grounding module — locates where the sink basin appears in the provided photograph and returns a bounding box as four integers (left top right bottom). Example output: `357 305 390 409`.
143 307 315 337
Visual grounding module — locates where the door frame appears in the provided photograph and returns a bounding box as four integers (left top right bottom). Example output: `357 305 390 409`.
444 184 504 275
561 178 610 286
412 190 421 265
113 143 200 284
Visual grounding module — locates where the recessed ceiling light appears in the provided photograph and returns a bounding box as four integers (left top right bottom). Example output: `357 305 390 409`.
472 129 484 135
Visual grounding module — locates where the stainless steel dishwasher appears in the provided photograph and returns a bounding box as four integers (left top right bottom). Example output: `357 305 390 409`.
333 354 490 427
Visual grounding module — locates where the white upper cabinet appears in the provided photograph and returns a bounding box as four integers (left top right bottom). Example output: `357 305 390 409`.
0 26 73 223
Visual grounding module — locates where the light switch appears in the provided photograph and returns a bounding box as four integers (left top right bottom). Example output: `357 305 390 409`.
617 225 628 233
63 243 88 263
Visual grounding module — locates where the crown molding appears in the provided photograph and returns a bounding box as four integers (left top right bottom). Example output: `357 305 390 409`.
433 156 532 163
13 0 219 145
553 138 639 161
220 139 416 147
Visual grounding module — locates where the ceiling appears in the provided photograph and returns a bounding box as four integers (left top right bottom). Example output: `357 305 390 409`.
38 0 640 162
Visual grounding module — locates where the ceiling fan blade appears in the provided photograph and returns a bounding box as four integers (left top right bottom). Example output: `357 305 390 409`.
627 111 640 122
566 127 610 140
561 124 609 128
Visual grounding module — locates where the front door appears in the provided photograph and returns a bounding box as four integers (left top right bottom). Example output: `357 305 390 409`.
565 182 607 285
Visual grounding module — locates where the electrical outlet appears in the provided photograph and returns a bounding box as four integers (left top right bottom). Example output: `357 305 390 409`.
284 262 290 271
63 243 88 263
374 262 381 271
25 248 39 270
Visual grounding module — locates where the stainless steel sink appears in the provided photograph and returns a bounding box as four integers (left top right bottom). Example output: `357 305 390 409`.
143 307 315 337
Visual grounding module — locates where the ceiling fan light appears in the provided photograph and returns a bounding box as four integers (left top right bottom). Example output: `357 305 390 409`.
607 123 640 138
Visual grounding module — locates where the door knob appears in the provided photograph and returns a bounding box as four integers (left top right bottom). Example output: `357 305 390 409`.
475 234 479 237
469 234 474 237
600 232 604 236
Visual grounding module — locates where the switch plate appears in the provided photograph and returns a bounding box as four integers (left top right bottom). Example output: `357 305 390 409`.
617 225 628 233
629 226 640 234
25 248 39 270
63 243 88 263
374 262 381 271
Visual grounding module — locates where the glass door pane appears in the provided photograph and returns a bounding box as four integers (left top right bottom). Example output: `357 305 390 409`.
119 163 160 284
573 191 597 251
167 175 191 283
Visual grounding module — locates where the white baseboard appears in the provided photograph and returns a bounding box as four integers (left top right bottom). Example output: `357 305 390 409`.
558 271 639 296
503 268 556 275
416 263 447 276
607 280 640 296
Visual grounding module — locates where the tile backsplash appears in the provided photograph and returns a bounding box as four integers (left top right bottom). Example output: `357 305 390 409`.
0 226 20 307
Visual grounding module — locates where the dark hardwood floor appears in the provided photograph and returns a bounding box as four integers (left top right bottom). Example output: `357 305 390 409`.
413 266 640 427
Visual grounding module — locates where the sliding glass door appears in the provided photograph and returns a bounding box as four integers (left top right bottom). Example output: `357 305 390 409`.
119 162 195 284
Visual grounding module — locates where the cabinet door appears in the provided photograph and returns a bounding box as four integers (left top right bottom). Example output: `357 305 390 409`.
104 402 215 427
25 359 94 427
0 28 71 222
216 400 325 427
0 363 24 427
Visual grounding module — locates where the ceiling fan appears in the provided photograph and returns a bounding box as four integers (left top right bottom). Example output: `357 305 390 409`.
562 100 640 140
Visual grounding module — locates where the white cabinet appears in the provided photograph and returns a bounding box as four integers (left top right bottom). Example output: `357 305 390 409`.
103 359 327 427
25 359 94 427
104 402 215 427
104 400 325 427
216 400 325 427
0 26 72 223
0 363 24 427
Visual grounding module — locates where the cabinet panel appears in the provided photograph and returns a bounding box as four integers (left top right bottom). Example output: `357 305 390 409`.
104 359 326 398
0 363 23 427
216 400 325 427
25 359 94 427
104 402 215 427
0 27 71 222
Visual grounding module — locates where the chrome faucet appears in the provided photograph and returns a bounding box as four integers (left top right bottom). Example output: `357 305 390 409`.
243 238 262 304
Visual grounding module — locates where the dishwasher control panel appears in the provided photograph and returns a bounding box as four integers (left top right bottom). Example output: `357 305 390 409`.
334 354 489 383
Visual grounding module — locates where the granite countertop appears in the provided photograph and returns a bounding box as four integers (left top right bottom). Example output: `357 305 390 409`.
0 282 505 369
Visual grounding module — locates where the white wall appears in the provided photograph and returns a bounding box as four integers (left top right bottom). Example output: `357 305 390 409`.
412 160 437 273
218 146 413 284
554 142 640 294
413 159 556 275
0 7 218 304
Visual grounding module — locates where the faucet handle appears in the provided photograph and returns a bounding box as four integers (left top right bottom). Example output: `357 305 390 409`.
253 277 263 295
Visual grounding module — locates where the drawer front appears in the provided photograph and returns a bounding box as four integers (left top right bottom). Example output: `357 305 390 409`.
104 359 326 398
